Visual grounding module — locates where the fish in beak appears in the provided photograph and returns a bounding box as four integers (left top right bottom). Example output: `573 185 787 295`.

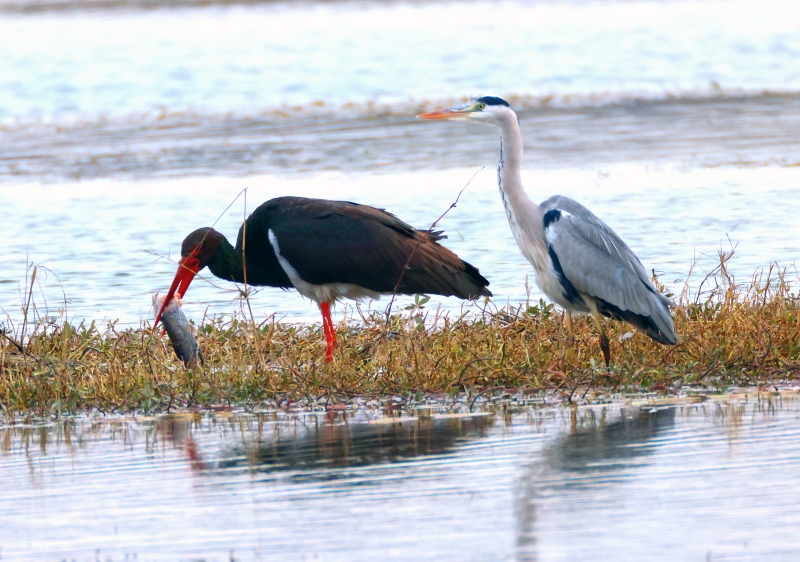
154 254 201 327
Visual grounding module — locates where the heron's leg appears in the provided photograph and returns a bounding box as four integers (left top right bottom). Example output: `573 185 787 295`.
561 310 576 369
320 302 336 362
591 311 611 368
565 310 575 348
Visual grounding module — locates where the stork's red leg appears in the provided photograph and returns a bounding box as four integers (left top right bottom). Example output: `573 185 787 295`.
320 301 335 362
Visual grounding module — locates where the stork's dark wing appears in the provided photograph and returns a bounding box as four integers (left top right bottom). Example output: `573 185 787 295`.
243 196 490 299
541 195 676 344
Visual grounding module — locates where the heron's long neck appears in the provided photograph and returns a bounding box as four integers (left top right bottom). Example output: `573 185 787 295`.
496 115 535 212
495 114 548 272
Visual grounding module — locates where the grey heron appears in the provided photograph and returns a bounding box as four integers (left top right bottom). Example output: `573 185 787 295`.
418 96 676 366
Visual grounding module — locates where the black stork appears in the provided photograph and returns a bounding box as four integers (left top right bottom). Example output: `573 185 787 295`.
155 196 491 361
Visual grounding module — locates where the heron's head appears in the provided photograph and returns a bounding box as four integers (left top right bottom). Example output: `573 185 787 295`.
417 95 514 125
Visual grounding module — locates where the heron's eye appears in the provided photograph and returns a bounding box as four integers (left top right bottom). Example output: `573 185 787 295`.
477 103 486 110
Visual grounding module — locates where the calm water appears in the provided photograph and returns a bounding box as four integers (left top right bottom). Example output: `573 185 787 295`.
1 0 799 120
2 164 800 327
2 395 800 560
0 0 799 328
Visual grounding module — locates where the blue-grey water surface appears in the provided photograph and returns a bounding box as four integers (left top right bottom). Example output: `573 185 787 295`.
1 395 800 560
1 0 799 121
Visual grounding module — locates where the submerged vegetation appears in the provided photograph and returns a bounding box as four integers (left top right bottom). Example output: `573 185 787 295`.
1 252 799 415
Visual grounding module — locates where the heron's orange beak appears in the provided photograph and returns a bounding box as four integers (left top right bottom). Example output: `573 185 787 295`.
155 255 200 327
417 108 463 120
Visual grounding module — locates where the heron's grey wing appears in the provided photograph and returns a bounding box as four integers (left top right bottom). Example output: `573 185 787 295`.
542 196 655 287
541 195 676 344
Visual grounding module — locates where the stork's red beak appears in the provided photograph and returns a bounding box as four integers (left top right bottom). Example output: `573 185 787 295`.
154 255 200 327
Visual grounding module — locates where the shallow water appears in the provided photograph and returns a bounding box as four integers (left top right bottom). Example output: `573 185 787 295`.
1 0 799 121
2 395 800 560
2 163 799 327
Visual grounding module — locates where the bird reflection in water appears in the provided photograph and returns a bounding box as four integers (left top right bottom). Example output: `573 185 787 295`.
551 406 676 475
515 407 677 560
157 412 495 480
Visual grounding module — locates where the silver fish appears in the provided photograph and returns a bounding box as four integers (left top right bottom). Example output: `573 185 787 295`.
152 293 204 367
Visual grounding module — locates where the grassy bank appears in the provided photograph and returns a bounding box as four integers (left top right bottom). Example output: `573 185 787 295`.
2 257 799 415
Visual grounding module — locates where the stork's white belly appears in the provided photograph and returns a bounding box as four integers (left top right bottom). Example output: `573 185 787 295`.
268 229 381 304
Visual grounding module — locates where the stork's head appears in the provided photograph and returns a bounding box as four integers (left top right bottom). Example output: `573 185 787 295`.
180 227 224 270
417 95 515 125
154 227 223 326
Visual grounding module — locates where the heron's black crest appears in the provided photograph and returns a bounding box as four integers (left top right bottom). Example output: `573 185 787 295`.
476 96 510 107
543 209 562 228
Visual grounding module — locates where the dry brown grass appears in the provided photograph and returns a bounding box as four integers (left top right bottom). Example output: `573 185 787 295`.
2 252 799 415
